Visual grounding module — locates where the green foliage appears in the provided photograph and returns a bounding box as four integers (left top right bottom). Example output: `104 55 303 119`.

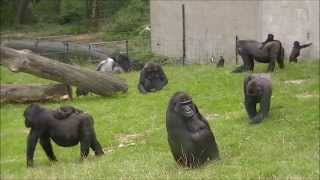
0 0 17 26
0 62 319 179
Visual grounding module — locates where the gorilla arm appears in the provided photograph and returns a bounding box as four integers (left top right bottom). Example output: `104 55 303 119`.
244 76 257 119
299 43 312 49
158 66 168 86
137 70 148 93
250 80 272 123
26 129 39 167
252 88 271 123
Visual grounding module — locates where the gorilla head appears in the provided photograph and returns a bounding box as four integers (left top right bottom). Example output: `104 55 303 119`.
166 92 219 168
23 104 104 167
293 41 300 48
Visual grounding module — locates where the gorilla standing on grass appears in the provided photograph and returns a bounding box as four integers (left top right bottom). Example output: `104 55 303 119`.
166 92 219 168
24 104 104 167
138 62 168 93
244 75 272 124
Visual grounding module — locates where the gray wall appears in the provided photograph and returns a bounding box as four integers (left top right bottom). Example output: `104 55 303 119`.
150 0 319 63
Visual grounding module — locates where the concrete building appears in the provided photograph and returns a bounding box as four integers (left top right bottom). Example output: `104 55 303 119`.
150 0 319 64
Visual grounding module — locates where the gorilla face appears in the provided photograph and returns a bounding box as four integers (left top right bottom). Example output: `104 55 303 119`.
174 99 195 118
247 81 262 96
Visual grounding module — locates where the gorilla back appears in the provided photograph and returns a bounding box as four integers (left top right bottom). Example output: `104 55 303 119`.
166 92 219 168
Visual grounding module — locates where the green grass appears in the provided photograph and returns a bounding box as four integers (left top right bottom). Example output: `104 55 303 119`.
1 62 319 179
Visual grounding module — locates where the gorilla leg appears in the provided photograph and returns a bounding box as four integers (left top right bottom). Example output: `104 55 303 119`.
40 136 57 161
90 133 104 156
245 97 257 120
233 54 251 73
267 54 277 72
277 47 285 69
248 56 254 71
79 125 91 159
26 130 39 167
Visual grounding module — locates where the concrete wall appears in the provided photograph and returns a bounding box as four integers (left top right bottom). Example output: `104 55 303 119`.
150 0 319 63
260 0 319 60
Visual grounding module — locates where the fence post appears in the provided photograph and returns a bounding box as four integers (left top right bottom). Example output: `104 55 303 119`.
125 40 129 56
182 4 186 66
235 35 238 65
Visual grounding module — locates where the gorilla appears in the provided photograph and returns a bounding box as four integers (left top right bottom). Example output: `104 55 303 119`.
96 57 124 74
138 62 168 93
76 56 124 97
289 41 312 63
24 104 104 167
244 75 272 124
166 92 219 168
260 33 274 49
76 88 89 97
216 56 225 68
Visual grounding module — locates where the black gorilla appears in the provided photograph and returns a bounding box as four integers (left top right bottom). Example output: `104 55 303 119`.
24 104 104 167
216 56 224 68
76 88 89 97
260 33 274 49
244 75 272 124
52 105 83 119
289 41 312 63
166 92 219 168
138 62 168 93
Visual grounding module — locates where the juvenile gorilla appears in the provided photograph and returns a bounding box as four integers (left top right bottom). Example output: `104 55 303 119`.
138 62 168 93
24 104 104 167
166 92 219 168
244 75 272 124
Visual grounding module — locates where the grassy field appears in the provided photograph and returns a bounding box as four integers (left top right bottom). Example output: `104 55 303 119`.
0 62 319 179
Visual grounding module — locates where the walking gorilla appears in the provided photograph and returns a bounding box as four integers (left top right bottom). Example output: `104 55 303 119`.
24 104 104 167
244 75 272 124
166 92 219 168
137 62 168 93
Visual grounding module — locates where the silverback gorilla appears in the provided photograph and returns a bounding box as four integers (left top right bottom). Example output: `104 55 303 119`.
138 62 168 93
166 92 219 168
244 75 272 124
24 104 104 167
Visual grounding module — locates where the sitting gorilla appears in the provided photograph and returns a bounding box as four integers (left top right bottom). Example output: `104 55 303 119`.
166 92 219 168
138 62 168 93
216 56 225 68
24 104 104 167
244 75 272 124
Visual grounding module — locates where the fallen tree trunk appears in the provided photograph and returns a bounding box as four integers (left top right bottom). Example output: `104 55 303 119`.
0 46 128 96
0 84 72 103
3 39 111 60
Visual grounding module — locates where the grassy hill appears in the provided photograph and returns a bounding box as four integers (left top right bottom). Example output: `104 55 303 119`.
0 62 318 179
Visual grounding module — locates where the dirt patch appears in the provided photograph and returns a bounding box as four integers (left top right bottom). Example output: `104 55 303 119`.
205 113 220 121
296 93 319 99
284 79 307 85
117 133 145 148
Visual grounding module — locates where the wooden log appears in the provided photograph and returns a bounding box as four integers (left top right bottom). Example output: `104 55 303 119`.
0 84 72 103
0 46 128 96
